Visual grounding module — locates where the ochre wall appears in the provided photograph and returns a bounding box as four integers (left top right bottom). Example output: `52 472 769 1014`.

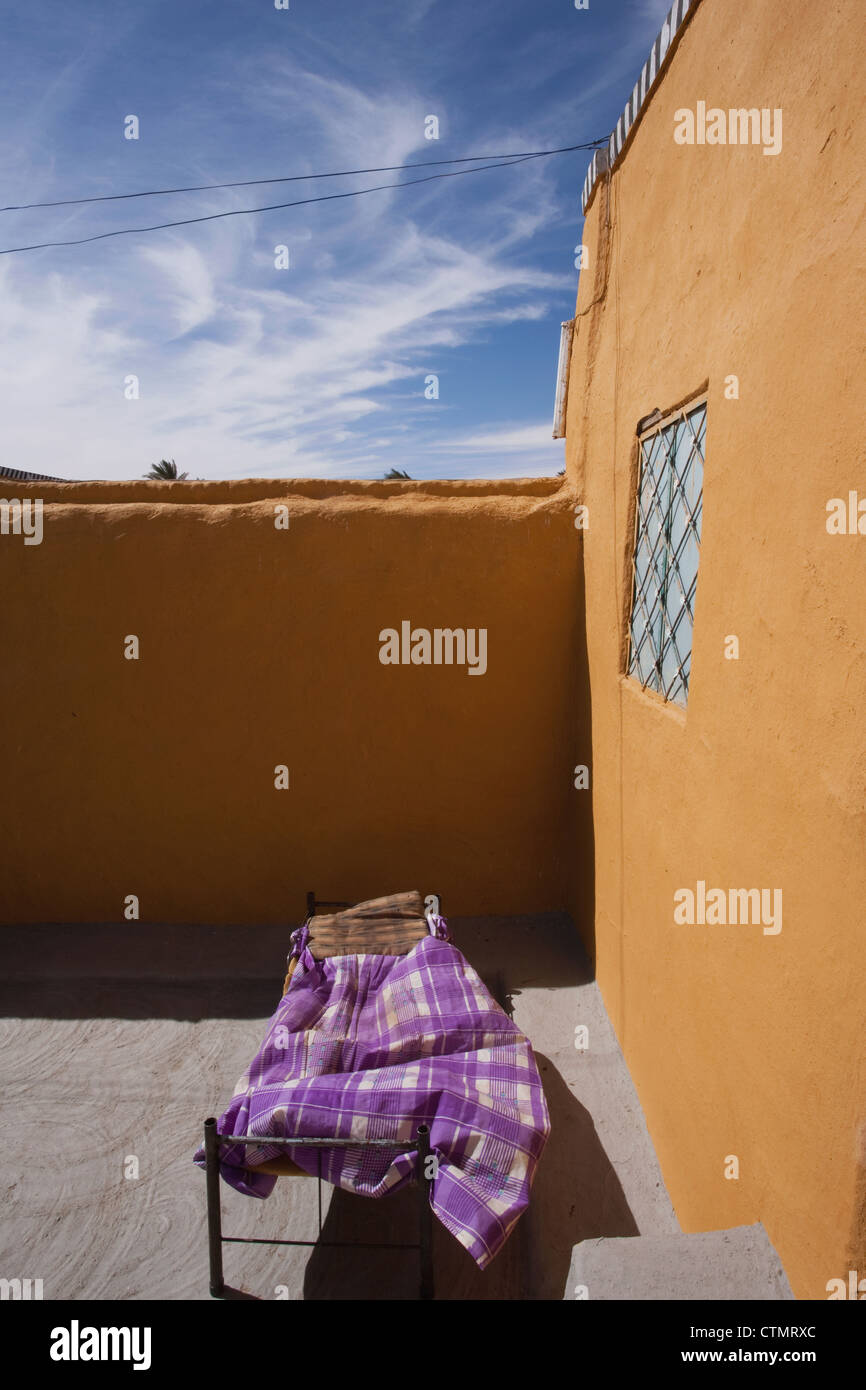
0 478 583 924
565 0 866 1298
3 0 863 1303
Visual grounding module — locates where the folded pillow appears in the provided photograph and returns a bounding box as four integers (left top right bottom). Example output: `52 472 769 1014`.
306 890 429 960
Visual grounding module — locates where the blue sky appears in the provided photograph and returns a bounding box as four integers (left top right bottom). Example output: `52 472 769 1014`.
0 0 672 480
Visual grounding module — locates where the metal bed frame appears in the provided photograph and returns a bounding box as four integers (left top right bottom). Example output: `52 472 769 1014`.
204 891 438 1301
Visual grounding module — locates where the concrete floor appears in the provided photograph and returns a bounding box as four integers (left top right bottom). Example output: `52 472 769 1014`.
0 914 678 1300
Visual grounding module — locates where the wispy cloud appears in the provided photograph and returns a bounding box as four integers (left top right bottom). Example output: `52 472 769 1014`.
426 421 564 478
0 0 659 481
630 0 675 25
437 422 560 453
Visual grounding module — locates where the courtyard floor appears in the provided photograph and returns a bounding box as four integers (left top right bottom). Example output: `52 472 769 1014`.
0 912 677 1300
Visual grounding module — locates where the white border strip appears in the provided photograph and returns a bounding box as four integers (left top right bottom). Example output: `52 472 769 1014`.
581 0 703 214
552 320 575 439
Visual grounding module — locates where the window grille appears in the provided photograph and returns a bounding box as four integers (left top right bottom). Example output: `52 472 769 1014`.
626 401 706 706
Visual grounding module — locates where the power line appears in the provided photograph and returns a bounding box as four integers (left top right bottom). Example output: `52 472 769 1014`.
0 149 588 257
0 141 607 214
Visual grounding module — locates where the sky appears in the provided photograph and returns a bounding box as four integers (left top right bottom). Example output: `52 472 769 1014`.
0 0 673 481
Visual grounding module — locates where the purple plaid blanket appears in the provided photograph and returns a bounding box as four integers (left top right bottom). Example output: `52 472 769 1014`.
194 934 549 1269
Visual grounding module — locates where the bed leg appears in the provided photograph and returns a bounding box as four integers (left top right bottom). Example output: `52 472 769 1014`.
417 1124 434 1301
317 1148 323 1237
204 1118 225 1298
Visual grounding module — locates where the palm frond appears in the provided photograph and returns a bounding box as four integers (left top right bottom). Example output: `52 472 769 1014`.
144 458 188 480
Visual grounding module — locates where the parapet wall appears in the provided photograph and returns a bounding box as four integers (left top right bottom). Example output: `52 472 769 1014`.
0 477 585 924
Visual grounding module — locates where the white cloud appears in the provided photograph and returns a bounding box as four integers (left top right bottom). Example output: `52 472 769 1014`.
138 242 217 337
0 192 566 479
0 43 578 481
435 422 561 453
631 0 674 26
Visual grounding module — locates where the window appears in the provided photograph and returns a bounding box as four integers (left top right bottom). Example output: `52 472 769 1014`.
626 400 706 707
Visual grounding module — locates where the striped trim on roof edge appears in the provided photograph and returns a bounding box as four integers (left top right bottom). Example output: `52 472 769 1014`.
581 0 704 214
0 464 68 482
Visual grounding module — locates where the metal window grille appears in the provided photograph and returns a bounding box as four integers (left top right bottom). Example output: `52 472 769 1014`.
627 401 706 706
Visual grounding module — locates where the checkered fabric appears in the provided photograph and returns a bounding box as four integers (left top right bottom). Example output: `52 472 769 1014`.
194 935 550 1270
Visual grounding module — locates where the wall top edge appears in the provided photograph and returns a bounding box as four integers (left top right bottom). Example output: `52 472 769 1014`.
0 475 567 505
581 0 705 215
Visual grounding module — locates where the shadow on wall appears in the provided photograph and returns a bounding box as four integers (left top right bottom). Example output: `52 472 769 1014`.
572 525 597 970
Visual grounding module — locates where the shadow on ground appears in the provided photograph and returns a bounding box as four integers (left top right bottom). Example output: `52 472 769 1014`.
0 923 300 1019
297 1054 637 1300
0 913 588 1020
